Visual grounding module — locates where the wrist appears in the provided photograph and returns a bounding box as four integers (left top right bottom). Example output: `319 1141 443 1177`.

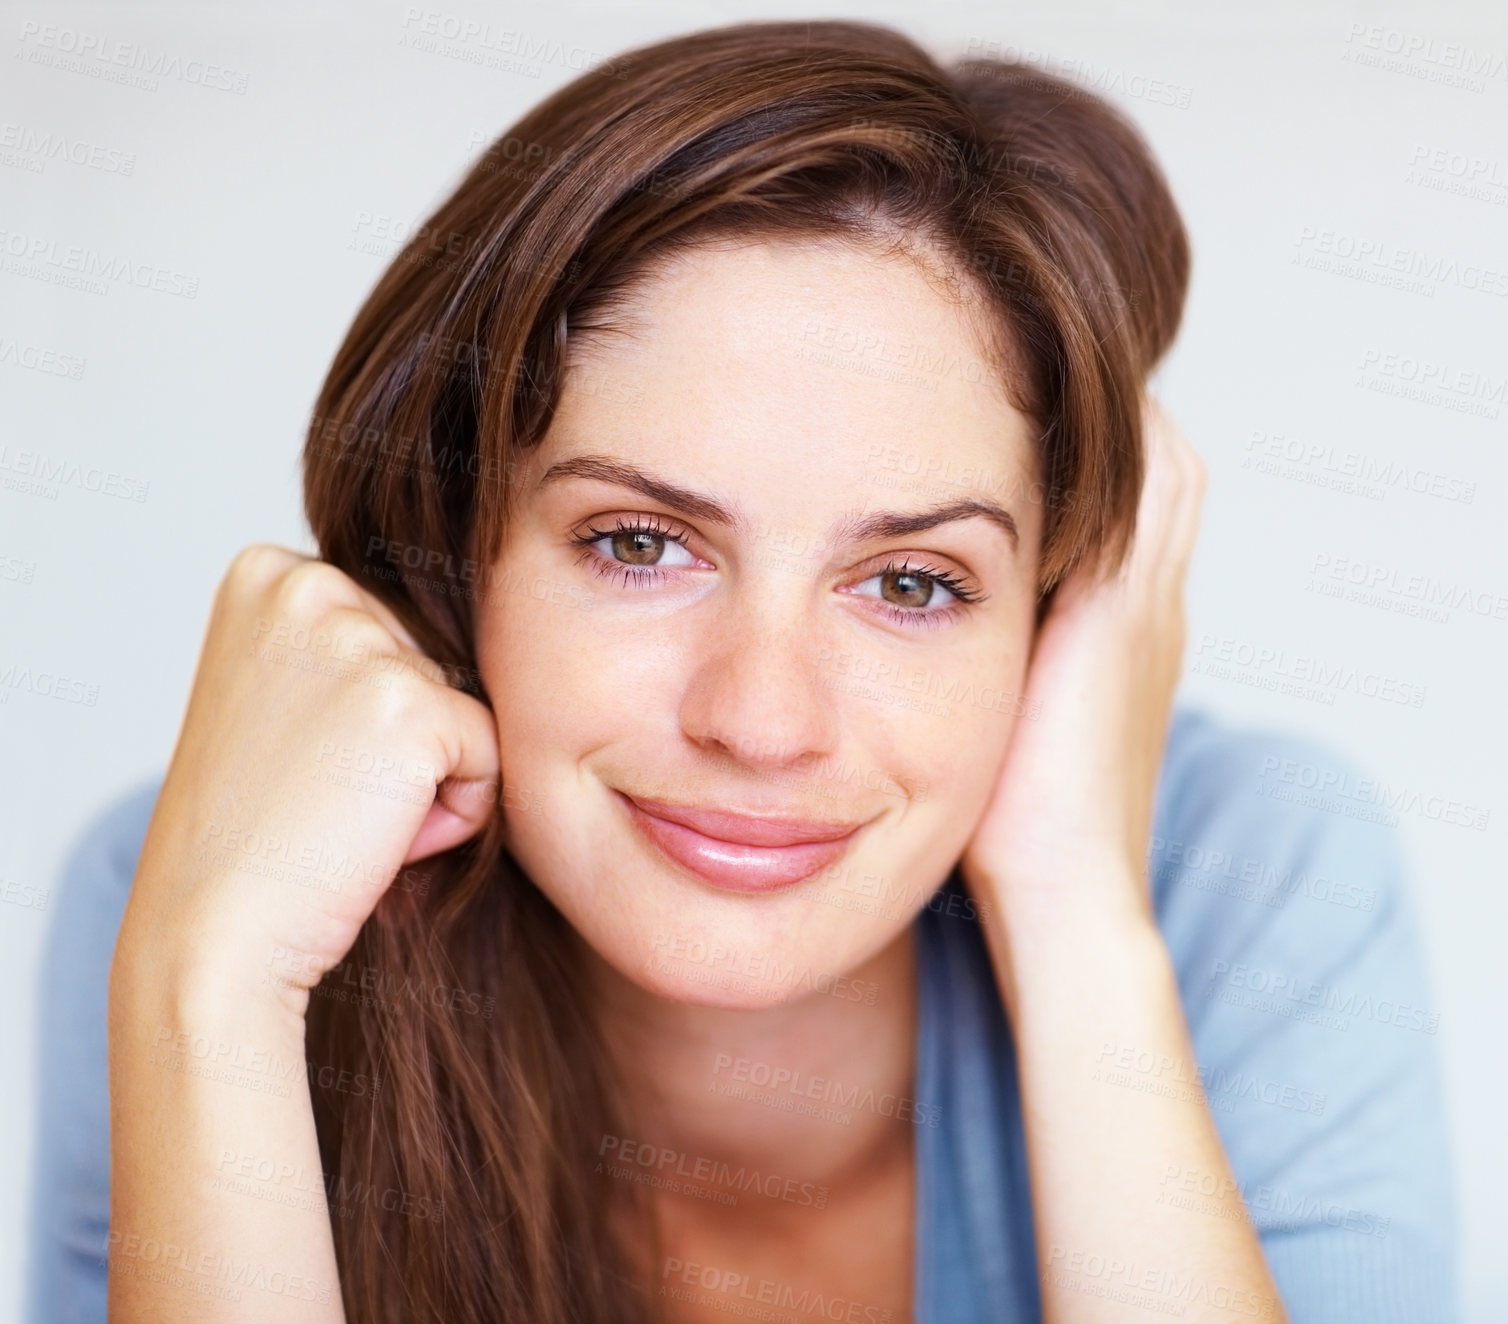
968 850 1155 949
111 903 310 1035
976 868 1170 1028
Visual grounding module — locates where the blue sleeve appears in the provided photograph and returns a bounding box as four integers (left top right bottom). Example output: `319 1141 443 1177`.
1151 710 1458 1324
27 777 163 1324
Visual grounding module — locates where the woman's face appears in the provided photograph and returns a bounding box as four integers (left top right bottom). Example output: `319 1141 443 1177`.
476 236 1044 1008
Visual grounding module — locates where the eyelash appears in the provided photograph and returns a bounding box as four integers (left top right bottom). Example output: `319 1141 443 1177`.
567 515 986 629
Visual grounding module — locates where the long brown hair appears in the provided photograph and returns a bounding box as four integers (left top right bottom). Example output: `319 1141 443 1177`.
301 18 1189 1321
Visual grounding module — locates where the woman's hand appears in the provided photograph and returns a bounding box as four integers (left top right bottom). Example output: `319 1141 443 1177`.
958 394 1207 954
951 405 1286 1322
114 543 502 1019
107 543 500 1322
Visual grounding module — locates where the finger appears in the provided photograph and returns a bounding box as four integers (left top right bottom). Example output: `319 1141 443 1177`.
1121 406 1179 586
404 686 502 863
1136 397 1204 594
429 679 501 785
1158 419 1207 592
405 787 492 863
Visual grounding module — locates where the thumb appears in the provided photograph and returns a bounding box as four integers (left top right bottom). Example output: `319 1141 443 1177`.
404 775 500 864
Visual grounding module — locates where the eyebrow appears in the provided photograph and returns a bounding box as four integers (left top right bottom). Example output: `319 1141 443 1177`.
535 453 1019 552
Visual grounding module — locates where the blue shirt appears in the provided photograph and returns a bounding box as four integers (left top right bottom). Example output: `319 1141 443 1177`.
28 702 1459 1322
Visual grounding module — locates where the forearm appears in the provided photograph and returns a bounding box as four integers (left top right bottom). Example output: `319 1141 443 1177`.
985 882 1288 1324
107 934 346 1322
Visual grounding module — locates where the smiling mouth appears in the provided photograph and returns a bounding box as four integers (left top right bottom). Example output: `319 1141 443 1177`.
613 790 866 893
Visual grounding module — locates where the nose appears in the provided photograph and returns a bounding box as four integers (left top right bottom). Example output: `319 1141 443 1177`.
678 589 841 773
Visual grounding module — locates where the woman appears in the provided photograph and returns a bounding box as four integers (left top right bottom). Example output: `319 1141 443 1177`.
28 18 1455 1324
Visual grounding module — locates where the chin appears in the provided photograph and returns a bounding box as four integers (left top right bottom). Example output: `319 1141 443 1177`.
635 937 819 1010
552 867 904 1014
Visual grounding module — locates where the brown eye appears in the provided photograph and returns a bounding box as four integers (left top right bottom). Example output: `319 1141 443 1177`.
573 519 697 575
847 557 982 625
880 568 938 609
611 529 665 565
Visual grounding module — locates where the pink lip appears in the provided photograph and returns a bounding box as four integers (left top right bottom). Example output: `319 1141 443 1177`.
614 791 865 892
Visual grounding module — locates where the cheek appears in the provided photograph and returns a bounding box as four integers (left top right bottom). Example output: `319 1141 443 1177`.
822 634 1028 803
476 573 698 906
481 575 627 752
476 578 607 854
850 691 1021 891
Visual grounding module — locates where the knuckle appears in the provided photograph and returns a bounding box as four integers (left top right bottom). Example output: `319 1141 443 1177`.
324 605 395 656
365 668 434 739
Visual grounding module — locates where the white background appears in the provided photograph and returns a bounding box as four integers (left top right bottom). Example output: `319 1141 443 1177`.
2 1 1504 1319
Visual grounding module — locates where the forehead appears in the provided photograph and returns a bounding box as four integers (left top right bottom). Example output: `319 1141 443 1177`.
545 237 1039 505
